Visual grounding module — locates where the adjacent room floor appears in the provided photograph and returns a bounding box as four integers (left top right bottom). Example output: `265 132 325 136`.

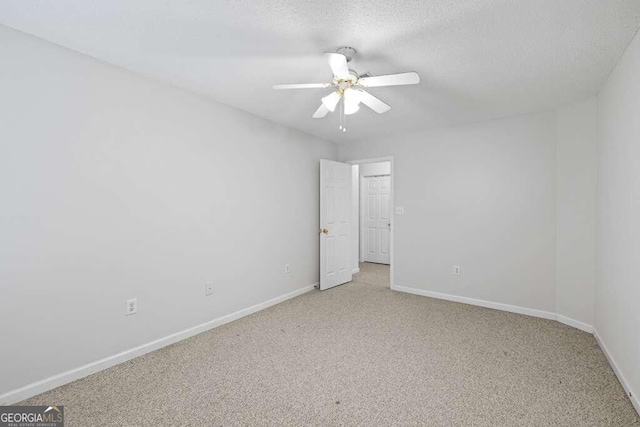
19 263 639 426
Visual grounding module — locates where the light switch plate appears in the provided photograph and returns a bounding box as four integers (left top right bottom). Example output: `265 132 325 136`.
395 206 405 215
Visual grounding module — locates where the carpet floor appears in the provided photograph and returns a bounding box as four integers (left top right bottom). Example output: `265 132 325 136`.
19 263 639 426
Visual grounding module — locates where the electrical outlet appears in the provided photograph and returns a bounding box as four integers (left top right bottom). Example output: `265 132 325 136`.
453 265 461 276
205 282 214 296
284 264 290 274
126 298 138 316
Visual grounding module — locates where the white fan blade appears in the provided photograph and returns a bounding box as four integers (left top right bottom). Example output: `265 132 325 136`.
325 53 350 80
359 90 391 114
312 104 330 118
321 91 341 112
358 72 420 88
273 83 330 90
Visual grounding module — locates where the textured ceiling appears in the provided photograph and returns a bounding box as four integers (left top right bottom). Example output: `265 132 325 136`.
2 0 640 143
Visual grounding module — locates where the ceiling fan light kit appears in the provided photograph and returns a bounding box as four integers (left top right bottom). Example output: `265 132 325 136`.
274 47 420 132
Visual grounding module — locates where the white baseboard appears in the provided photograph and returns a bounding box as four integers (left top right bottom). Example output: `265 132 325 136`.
392 285 597 332
392 285 557 320
594 330 640 416
0 283 316 405
557 314 593 333
352 268 360 274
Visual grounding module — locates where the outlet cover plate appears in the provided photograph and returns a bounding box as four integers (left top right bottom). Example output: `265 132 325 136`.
126 298 138 315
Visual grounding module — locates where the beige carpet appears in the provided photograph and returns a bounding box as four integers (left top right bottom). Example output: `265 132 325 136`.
19 263 639 426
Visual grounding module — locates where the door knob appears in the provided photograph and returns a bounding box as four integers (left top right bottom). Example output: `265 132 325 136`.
320 228 329 234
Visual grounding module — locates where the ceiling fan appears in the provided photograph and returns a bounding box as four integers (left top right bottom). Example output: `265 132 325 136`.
273 47 420 132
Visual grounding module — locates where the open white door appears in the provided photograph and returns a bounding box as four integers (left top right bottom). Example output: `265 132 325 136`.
320 159 352 290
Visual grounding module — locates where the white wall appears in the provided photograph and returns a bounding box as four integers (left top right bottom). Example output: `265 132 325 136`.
596 26 640 410
556 99 597 328
0 25 337 397
340 112 558 313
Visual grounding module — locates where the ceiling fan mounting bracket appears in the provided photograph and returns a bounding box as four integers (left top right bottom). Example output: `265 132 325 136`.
336 46 357 62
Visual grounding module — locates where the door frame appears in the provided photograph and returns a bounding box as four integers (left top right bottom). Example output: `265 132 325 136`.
346 156 395 289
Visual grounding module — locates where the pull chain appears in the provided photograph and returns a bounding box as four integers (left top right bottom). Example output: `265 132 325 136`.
338 96 343 131
338 96 346 132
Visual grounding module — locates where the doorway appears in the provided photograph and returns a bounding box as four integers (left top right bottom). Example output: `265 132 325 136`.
362 174 391 264
347 157 394 289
